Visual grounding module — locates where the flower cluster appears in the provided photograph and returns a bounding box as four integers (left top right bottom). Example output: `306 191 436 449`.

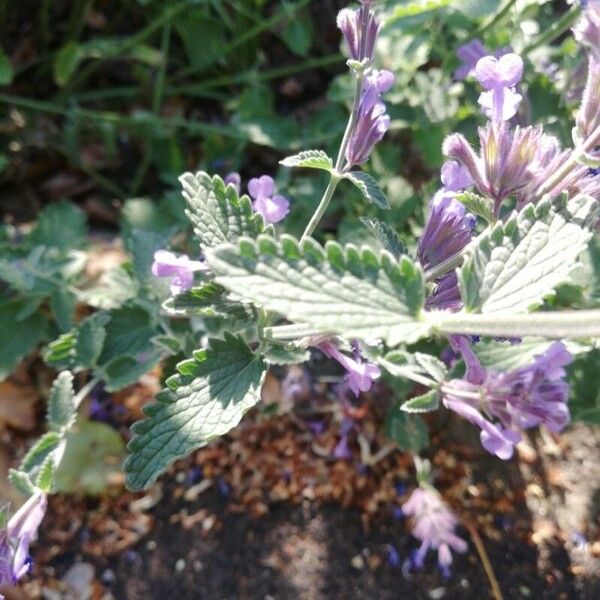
337 0 379 63
402 486 467 577
442 342 573 459
0 492 47 595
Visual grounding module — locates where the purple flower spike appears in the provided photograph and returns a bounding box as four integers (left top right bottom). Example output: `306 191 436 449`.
574 3 600 57
345 69 394 167
336 1 379 62
475 54 524 122
247 175 290 224
454 39 488 80
151 250 210 296
442 342 573 459
318 340 381 397
1 492 47 589
440 160 473 191
402 487 467 573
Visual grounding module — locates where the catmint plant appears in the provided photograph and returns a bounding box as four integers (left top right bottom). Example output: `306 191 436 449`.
5 2 600 592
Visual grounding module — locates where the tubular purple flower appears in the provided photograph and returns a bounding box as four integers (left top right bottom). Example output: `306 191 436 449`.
336 1 379 62
576 57 600 143
574 3 600 57
454 39 488 80
440 160 473 191
442 342 573 459
151 250 210 296
345 70 394 167
318 340 381 397
247 175 290 224
0 492 47 590
475 54 524 122
448 335 486 385
402 487 467 574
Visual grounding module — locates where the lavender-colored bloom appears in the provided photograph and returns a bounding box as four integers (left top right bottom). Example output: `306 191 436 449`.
386 544 401 568
224 172 241 194
475 54 524 122
402 487 467 573
345 69 394 167
332 418 354 460
448 334 486 385
442 342 573 459
440 160 473 191
454 39 489 80
336 1 379 62
0 492 47 590
576 57 600 143
247 175 290 224
574 3 600 57
151 250 210 296
318 340 381 397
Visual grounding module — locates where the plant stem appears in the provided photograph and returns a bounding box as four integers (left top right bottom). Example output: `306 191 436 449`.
300 68 365 242
473 0 518 38
522 4 581 55
73 376 101 410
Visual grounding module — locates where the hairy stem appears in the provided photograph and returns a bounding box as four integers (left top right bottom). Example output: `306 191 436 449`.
300 69 365 242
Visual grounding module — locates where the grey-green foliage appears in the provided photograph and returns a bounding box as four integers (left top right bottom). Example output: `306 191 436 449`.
459 194 598 313
124 334 267 491
206 234 429 346
181 172 268 250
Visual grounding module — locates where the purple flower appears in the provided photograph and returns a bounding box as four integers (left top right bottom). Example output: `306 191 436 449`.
224 172 241 194
345 69 394 167
442 342 573 459
440 160 473 191
332 418 354 460
576 57 600 144
454 39 489 80
151 250 210 296
448 335 486 385
402 487 467 573
336 1 379 62
318 340 381 397
247 175 290 224
0 492 47 590
574 3 600 57
475 54 524 122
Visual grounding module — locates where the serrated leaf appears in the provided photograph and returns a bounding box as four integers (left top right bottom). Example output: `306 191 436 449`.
360 217 404 259
35 458 55 492
181 171 266 250
384 406 429 451
124 334 267 490
100 348 163 392
401 390 440 413
48 371 76 431
50 288 76 332
455 191 495 225
381 350 448 384
8 470 36 496
263 344 310 366
206 235 429 346
344 171 390 209
30 201 87 251
280 150 333 171
76 312 109 368
459 194 598 314
20 432 62 478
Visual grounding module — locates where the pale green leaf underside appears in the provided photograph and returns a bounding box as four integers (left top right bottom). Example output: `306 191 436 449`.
181 171 266 249
345 171 390 209
47 371 76 431
280 150 333 171
459 194 598 313
124 334 266 490
206 235 429 346
401 390 440 413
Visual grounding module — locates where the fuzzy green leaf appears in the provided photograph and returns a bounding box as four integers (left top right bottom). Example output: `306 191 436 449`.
401 390 440 413
181 171 267 250
345 171 390 209
455 191 495 224
385 406 429 451
263 344 311 366
280 150 333 171
381 350 448 384
206 235 429 346
124 334 267 490
459 194 598 314
48 371 76 432
360 217 404 259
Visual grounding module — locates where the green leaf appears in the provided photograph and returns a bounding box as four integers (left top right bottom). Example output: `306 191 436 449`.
79 267 138 310
359 217 404 259
381 350 448 384
206 235 429 346
455 191 496 225
263 344 310 366
20 432 62 476
455 0 501 19
50 288 76 332
0 48 14 85
35 458 55 492
55 419 125 495
76 312 109 368
8 470 36 496
0 300 49 380
568 349 600 423
124 334 267 490
53 42 83 86
30 201 87 251
280 150 333 171
124 228 171 285
100 348 163 392
181 172 267 250
281 18 313 57
459 194 598 314
344 171 390 209
385 406 429 452
48 371 76 431
401 390 440 413
385 0 451 25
